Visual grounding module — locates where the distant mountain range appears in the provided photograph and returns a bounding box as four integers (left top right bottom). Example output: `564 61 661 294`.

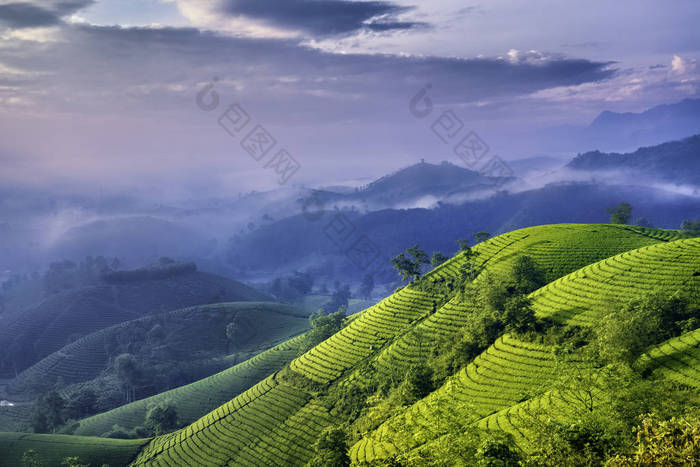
536 98 700 153
567 134 700 187
227 179 700 283
308 161 499 211
585 98 700 151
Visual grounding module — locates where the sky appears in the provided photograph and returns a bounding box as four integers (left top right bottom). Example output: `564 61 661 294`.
0 0 699 197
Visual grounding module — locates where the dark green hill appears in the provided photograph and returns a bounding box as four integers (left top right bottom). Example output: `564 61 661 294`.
0 302 308 432
568 134 700 185
0 271 270 377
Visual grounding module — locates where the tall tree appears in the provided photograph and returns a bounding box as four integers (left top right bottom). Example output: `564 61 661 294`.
474 231 492 244
431 251 449 268
391 244 430 282
606 202 633 224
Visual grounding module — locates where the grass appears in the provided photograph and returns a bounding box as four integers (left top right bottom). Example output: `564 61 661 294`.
530 237 700 325
290 286 439 384
0 432 149 467
131 373 334 466
351 334 564 463
374 223 682 375
638 327 700 388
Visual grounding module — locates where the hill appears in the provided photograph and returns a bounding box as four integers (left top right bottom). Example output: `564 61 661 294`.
3 224 698 466
0 432 148 467
129 225 697 466
71 333 308 437
352 236 700 461
584 98 700 152
567 134 700 186
0 270 270 377
226 182 700 281
3 302 308 399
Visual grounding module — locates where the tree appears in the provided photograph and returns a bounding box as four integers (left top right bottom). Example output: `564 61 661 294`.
511 255 545 294
430 251 449 268
681 219 700 235
474 231 492 244
299 309 347 354
595 291 698 366
64 388 97 420
608 411 700 466
400 364 434 404
21 449 42 467
308 426 350 467
145 402 179 435
476 435 521 466
606 202 633 224
357 274 375 300
391 244 429 282
30 391 66 433
114 353 141 403
321 284 351 314
502 295 537 334
456 238 471 252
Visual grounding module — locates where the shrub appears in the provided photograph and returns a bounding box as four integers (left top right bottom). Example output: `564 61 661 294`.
145 401 179 436
307 426 350 467
608 410 700 465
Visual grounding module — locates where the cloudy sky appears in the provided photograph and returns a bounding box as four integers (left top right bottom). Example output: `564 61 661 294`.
0 0 698 197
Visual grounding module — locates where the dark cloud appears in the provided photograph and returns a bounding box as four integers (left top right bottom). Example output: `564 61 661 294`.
0 2 58 28
216 0 424 36
0 23 616 120
0 0 93 28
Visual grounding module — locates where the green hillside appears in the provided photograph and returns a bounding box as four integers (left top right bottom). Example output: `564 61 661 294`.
0 302 309 433
72 333 307 437
372 224 682 375
0 271 270 377
353 236 700 462
0 432 148 467
2 223 698 466
530 237 700 325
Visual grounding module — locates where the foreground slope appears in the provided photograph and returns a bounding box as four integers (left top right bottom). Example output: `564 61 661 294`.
353 236 700 462
131 286 439 465
132 224 686 466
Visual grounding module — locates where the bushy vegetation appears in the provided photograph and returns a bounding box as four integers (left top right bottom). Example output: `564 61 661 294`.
607 202 633 224
298 309 348 355
682 218 700 235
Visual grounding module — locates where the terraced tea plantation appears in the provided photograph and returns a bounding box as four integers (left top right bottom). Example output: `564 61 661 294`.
1 223 698 466
530 237 700 325
353 334 566 462
73 334 308 437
